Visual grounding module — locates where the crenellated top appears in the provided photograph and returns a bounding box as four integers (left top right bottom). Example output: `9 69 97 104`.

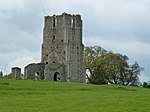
44 13 82 29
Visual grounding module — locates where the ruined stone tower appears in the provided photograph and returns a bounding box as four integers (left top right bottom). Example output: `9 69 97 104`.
25 13 85 83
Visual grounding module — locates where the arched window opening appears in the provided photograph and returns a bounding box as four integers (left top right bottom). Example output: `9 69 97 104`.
53 16 55 28
71 18 76 28
53 35 55 40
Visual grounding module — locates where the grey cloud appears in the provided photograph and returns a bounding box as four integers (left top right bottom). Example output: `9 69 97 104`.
0 22 40 53
82 0 150 37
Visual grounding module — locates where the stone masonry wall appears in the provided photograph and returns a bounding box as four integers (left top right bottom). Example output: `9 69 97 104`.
42 13 86 83
24 63 45 80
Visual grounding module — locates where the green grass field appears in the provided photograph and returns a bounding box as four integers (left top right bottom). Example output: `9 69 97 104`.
0 78 150 112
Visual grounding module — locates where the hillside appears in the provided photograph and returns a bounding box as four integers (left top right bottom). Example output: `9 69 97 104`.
0 78 150 112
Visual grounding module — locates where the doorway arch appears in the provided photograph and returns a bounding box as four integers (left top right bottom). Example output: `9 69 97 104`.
53 72 60 81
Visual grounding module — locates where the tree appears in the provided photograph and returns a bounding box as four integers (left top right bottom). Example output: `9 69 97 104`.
100 52 129 84
125 62 144 85
142 81 150 88
84 46 107 84
84 46 143 86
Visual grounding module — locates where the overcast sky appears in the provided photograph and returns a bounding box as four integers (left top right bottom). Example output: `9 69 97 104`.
0 0 150 82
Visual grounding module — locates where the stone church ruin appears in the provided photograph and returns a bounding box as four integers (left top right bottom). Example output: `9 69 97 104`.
24 13 86 83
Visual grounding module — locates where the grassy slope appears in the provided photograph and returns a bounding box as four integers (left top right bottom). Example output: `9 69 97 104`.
0 78 150 112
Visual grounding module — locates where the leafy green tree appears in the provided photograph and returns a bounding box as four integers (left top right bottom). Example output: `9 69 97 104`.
84 46 107 84
84 46 143 85
125 62 144 85
100 52 129 84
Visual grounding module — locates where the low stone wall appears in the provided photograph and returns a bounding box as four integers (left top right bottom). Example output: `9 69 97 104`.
24 63 45 80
